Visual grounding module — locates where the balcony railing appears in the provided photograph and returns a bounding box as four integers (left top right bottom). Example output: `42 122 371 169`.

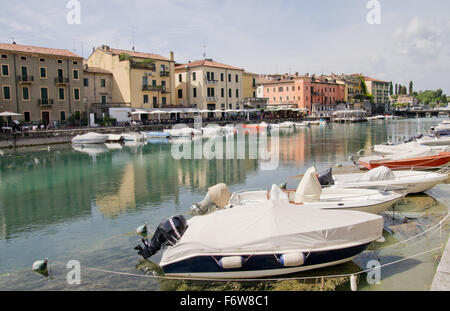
206 96 217 102
160 70 170 76
55 77 69 84
38 98 54 106
17 75 34 83
142 84 166 92
206 79 218 85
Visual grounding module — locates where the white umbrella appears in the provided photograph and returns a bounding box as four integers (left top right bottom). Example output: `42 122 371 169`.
130 109 148 115
0 111 22 127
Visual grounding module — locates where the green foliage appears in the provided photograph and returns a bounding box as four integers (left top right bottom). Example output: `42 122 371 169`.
409 81 413 95
119 53 132 61
416 89 447 105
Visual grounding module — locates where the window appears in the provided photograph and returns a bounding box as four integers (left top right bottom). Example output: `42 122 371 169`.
278 87 283 92
236 89 239 98
143 94 149 104
73 69 79 80
178 89 183 99
74 88 80 101
193 87 197 98
221 73 224 81
286 86 288 91
1 64 9 76
57 59 63 64
60 111 66 121
58 88 65 100
228 74 231 82
266 88 269 93
20 56 26 60
1 55 7 59
3 86 11 100
40 87 48 100
228 88 232 97
100 79 106 87
193 72 196 81
74 111 81 120
73 61 78 65
24 112 31 122
22 87 30 100
152 97 157 105
83 78 89 86
235 75 238 83
101 95 107 104
40 58 45 62
292 86 295 91
162 97 166 105
178 74 182 83
40 67 47 78
221 88 224 98
298 86 300 91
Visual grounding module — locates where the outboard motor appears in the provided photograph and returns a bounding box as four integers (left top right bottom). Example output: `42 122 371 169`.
191 183 231 215
134 215 188 259
317 168 334 186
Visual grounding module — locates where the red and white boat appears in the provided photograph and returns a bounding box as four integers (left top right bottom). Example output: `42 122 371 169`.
358 147 450 170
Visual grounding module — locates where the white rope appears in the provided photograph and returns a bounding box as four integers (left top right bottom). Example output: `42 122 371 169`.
48 246 443 283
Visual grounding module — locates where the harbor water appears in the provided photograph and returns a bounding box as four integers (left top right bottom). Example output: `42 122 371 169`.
0 118 448 290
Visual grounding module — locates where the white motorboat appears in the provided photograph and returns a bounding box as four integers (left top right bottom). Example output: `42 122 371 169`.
121 132 146 141
106 134 123 142
416 135 450 146
373 141 450 155
192 167 402 215
135 196 383 279
279 121 295 128
140 131 170 139
322 166 448 194
294 122 308 127
71 132 108 144
164 127 202 137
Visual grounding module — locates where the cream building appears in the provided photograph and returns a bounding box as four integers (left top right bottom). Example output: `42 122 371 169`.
83 63 113 117
174 59 244 110
0 42 84 124
86 45 176 109
364 76 390 113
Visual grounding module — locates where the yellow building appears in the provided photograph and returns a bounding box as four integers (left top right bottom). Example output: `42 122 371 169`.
86 45 176 108
242 72 257 98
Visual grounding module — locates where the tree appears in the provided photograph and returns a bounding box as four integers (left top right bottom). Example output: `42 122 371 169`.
389 81 393 95
395 84 398 95
409 81 413 95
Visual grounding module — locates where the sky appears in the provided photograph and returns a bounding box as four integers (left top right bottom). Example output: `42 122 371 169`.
0 0 449 93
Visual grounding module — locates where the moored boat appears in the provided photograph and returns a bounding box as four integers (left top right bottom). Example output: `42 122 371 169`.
71 132 108 144
358 150 450 170
135 197 383 279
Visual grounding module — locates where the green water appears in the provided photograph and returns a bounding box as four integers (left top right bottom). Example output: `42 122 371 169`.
0 118 448 290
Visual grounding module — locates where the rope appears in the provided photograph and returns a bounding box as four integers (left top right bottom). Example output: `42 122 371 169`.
47 246 443 283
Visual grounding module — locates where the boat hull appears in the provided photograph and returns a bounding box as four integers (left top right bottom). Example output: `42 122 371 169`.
359 152 450 170
162 242 371 279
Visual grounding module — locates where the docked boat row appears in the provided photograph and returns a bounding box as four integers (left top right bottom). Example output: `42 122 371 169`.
134 161 448 279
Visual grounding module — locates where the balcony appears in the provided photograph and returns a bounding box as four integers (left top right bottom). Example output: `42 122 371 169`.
142 84 166 92
160 70 170 77
206 96 217 102
38 98 54 106
205 79 218 85
55 77 69 85
17 75 34 84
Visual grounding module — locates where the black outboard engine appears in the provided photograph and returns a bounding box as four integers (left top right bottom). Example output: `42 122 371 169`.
317 168 334 186
134 215 188 259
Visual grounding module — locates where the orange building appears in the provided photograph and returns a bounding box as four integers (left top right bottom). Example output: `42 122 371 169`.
262 75 345 115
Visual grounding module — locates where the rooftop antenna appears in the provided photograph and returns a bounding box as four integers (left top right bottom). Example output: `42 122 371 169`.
203 42 206 59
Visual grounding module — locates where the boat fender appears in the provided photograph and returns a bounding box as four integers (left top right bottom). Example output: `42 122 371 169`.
218 256 244 269
280 252 305 267
350 274 358 291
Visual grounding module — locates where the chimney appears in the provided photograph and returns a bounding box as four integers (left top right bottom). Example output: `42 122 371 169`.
170 51 174 62
12 41 16 45
295 72 298 77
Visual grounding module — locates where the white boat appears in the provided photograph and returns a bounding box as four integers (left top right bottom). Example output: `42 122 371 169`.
324 166 448 194
121 132 146 141
293 122 308 127
164 127 201 137
373 141 450 155
192 167 402 215
416 136 450 146
279 121 295 128
135 196 383 279
71 132 108 144
140 131 170 138
106 134 123 142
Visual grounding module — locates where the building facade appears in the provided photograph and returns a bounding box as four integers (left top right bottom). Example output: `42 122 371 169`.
262 75 345 115
0 42 84 124
363 76 390 113
83 64 113 117
174 59 244 110
87 45 176 109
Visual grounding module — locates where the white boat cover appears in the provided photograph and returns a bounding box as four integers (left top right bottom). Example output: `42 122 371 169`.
361 145 443 163
72 132 108 143
160 199 383 266
360 166 395 182
294 167 322 203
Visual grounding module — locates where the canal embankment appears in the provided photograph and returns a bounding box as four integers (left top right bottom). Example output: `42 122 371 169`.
431 237 450 290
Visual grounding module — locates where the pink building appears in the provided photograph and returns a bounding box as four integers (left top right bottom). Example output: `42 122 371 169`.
262 75 345 115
